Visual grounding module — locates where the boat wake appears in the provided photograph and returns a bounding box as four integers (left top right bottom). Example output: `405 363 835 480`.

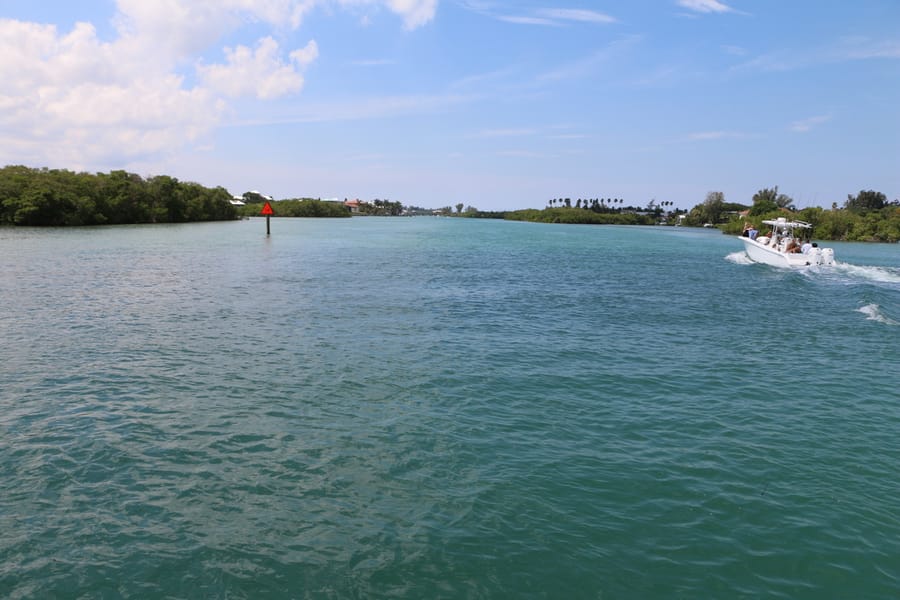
857 303 899 325
831 262 900 286
728 249 899 324
725 251 754 265
729 251 900 287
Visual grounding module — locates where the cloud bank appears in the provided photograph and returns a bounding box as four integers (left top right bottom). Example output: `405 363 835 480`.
0 0 436 168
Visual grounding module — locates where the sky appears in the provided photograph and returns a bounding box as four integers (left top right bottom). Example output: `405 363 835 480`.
1 0 898 211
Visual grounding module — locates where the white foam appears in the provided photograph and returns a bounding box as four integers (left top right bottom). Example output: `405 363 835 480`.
835 262 900 285
857 303 899 325
725 251 753 265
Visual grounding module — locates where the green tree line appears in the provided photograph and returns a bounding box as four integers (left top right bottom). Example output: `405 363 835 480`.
361 199 403 216
699 187 900 242
0 166 237 226
459 186 899 242
504 208 655 225
235 198 351 218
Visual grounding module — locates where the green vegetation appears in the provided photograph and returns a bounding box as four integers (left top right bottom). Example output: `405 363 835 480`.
0 165 236 226
504 208 654 225
709 187 900 243
458 198 681 225
453 187 899 242
356 199 403 216
3 165 896 241
234 196 405 218
459 197 677 225
235 198 350 218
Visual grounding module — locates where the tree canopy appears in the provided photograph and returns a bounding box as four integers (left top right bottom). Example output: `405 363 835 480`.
750 186 795 215
845 190 887 212
0 166 237 226
716 188 900 242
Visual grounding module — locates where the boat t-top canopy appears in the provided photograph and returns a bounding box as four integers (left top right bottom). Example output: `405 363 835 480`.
761 217 812 230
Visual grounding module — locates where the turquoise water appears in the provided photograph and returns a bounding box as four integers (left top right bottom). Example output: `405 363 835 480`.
1 218 898 598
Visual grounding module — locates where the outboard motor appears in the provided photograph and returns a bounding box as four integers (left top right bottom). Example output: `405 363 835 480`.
806 247 835 266
806 247 821 265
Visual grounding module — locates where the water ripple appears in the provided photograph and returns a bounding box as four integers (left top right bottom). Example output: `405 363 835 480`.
1 221 898 598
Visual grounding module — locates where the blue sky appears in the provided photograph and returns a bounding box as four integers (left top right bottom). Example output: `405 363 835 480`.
1 0 898 210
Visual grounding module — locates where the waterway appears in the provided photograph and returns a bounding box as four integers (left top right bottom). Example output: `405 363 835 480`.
1 218 898 598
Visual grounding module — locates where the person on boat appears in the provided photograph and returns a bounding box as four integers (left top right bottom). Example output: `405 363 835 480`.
786 239 801 253
801 240 812 254
742 222 752 237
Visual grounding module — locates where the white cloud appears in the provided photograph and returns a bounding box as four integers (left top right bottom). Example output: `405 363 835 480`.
114 0 317 51
385 0 438 29
498 15 558 26
495 7 617 26
0 18 224 167
838 37 900 60
0 0 431 170
313 0 437 30
199 38 319 99
113 1 233 61
676 0 734 14
536 9 617 24
789 114 832 133
689 131 727 140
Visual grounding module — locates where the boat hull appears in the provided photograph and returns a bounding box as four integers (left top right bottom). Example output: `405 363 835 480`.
740 237 834 267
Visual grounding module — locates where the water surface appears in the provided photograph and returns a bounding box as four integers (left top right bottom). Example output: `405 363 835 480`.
1 218 898 598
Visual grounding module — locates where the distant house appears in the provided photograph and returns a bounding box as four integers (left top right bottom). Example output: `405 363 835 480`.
242 190 274 203
344 199 361 214
230 195 246 206
249 190 274 201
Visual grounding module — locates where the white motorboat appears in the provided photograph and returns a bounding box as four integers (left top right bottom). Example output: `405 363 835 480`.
739 217 835 267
